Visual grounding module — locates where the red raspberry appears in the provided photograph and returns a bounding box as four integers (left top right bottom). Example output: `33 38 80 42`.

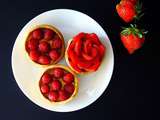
63 73 74 84
64 84 75 94
48 91 59 101
44 29 54 40
38 55 51 65
32 29 43 40
27 38 38 50
49 50 60 61
38 41 50 53
29 50 40 62
52 39 62 49
51 80 62 91
58 90 69 101
41 73 51 84
51 68 64 78
40 85 49 94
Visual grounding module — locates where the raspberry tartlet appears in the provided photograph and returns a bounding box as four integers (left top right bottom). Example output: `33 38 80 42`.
39 65 78 104
65 32 105 74
25 24 65 66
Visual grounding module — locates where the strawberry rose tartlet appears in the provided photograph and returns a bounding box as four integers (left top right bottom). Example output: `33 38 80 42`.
65 32 105 74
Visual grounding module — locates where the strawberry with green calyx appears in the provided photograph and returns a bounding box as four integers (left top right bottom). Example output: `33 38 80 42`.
120 24 147 54
116 0 144 23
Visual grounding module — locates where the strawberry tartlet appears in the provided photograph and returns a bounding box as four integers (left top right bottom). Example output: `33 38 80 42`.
65 32 105 74
25 24 65 66
39 65 78 103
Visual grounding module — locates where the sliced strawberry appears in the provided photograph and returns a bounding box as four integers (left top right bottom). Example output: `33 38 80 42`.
90 47 98 58
74 38 82 56
82 52 93 61
89 33 101 45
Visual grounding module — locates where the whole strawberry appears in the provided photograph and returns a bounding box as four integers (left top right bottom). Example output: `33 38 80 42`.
120 24 147 54
116 0 143 23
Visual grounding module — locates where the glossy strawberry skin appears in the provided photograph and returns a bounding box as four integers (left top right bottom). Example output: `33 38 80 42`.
120 34 144 54
51 39 62 49
51 80 62 91
64 84 75 94
38 55 51 65
49 50 60 61
63 73 74 84
44 29 54 40
58 90 69 101
51 68 64 78
29 50 40 62
38 41 50 53
41 73 51 84
27 38 39 50
40 85 49 94
116 0 136 23
32 29 43 40
48 91 59 101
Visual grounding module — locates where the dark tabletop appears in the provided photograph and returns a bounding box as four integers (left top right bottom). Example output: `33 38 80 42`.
0 0 155 120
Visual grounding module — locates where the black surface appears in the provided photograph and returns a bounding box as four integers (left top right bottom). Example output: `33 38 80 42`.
0 0 155 120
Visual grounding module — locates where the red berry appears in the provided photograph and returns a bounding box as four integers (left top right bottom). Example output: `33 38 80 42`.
32 29 43 40
51 80 62 91
49 50 60 61
48 91 59 101
51 68 64 78
41 73 51 84
63 73 74 84
29 50 40 62
38 55 51 65
27 38 38 50
64 84 75 94
38 41 50 53
44 29 54 40
52 39 62 49
40 85 49 94
58 90 69 101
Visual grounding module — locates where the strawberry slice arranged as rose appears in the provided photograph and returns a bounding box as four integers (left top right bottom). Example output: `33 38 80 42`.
116 0 143 23
120 24 147 54
67 32 105 73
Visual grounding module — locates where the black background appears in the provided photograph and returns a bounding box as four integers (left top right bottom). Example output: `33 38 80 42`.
0 0 155 120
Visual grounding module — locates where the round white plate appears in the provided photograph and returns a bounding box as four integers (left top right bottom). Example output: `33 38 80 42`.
12 9 114 112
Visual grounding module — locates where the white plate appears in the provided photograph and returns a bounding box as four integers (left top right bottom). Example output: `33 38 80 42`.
12 9 114 112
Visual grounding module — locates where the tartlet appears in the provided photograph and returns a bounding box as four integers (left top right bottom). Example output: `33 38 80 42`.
65 32 105 74
39 65 78 104
25 24 65 67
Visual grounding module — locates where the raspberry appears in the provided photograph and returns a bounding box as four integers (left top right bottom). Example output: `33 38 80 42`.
44 29 54 40
38 55 51 65
51 68 64 78
64 84 75 94
29 50 40 62
52 39 62 49
48 91 59 101
58 90 69 101
51 80 62 91
38 41 50 53
41 73 51 84
49 50 60 61
32 29 43 40
40 85 49 94
27 38 38 50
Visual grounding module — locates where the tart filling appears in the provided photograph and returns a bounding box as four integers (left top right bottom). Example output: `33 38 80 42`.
66 32 105 74
39 65 78 103
25 25 64 66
